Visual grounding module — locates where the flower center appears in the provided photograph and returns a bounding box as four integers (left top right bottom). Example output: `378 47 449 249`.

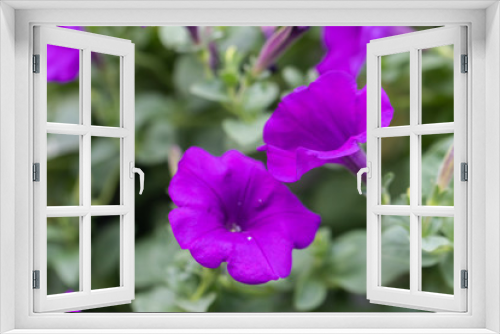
228 222 242 232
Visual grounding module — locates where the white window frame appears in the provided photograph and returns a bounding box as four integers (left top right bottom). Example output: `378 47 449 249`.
0 1 499 333
33 26 136 313
366 26 467 312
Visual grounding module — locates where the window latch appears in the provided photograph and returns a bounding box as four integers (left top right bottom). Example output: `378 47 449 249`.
129 162 144 195
357 162 371 195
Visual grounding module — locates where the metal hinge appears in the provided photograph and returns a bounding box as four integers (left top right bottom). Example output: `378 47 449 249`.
461 270 468 289
33 163 40 182
33 54 40 73
461 54 468 73
33 270 40 289
461 162 468 181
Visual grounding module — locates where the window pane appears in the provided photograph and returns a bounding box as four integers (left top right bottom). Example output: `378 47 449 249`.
381 215 410 290
91 52 121 127
381 52 410 127
381 136 410 205
91 137 121 205
47 217 80 295
91 215 121 290
47 45 80 124
421 216 454 294
421 45 454 124
421 134 454 206
47 134 80 206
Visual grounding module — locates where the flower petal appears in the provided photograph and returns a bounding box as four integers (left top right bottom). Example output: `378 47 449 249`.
262 71 357 152
317 26 413 77
168 207 225 249
47 27 84 83
260 70 394 182
227 230 289 284
189 229 235 269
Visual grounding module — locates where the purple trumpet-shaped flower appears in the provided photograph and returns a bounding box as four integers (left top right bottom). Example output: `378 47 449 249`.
168 147 321 285
47 26 84 83
253 26 310 75
258 71 394 182
186 26 200 44
317 26 413 77
261 26 277 39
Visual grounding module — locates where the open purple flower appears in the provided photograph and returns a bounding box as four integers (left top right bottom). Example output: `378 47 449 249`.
317 26 413 77
258 71 393 182
47 26 84 83
168 147 321 284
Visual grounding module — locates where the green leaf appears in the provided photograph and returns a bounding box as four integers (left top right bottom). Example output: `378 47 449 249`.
47 245 79 289
282 66 304 88
306 68 319 84
135 226 180 289
158 26 194 52
294 275 328 311
91 222 121 280
381 225 410 285
421 216 443 238
222 113 270 147
135 94 176 129
176 292 217 312
190 80 229 103
440 217 454 241
242 82 279 113
421 235 452 267
421 136 454 200
131 287 180 312
136 120 176 165
173 55 206 96
439 252 454 288
219 27 262 55
219 69 240 87
422 235 451 253
329 230 367 294
381 172 395 205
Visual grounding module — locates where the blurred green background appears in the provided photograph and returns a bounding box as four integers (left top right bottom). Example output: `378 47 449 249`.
45 26 455 312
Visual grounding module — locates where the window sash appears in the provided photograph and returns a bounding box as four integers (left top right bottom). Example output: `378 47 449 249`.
366 26 468 312
32 26 136 313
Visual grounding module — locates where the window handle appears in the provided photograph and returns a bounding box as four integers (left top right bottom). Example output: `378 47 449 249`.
357 162 371 195
129 162 144 195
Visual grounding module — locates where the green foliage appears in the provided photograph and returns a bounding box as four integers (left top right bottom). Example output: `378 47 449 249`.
46 26 455 312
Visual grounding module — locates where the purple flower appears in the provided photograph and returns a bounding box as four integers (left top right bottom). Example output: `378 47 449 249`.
317 26 413 77
208 40 220 72
186 26 200 44
253 26 309 75
47 26 84 83
261 26 277 39
258 71 393 182
168 147 321 284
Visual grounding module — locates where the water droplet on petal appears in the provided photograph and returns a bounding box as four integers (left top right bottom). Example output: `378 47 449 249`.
247 236 252 241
